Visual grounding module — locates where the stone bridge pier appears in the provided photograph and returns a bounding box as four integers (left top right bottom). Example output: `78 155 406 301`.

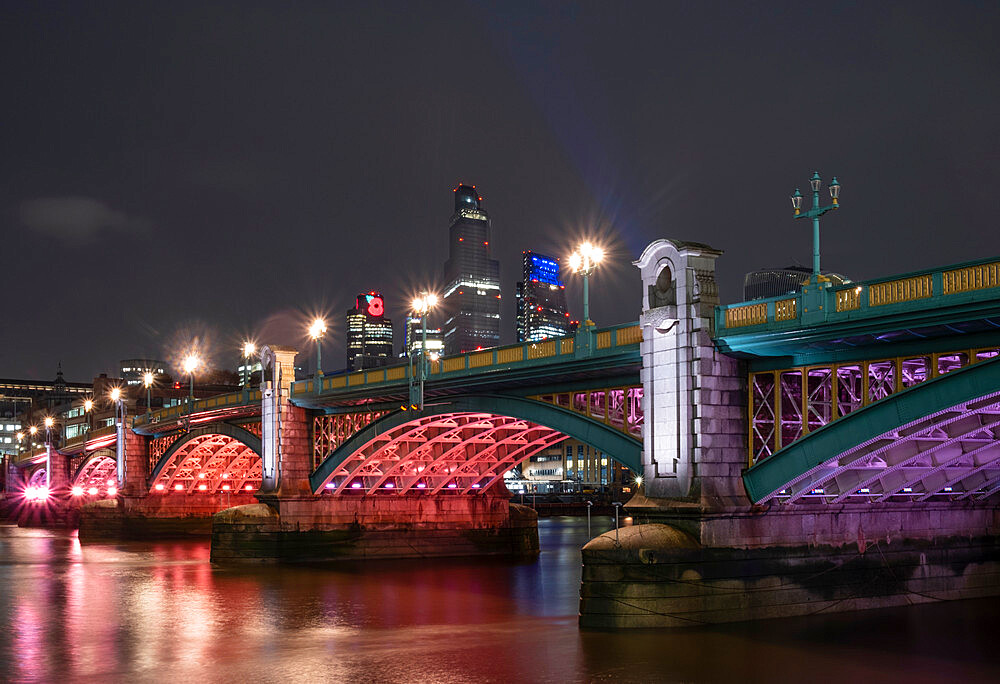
210 345 537 563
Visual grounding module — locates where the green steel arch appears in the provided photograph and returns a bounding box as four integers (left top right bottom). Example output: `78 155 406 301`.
743 355 1000 503
148 423 262 483
309 394 642 493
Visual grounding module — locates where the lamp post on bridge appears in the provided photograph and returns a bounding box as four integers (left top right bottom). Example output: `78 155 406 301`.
309 318 327 378
568 242 604 328
43 416 55 489
410 293 439 411
143 371 154 424
182 354 200 409
242 341 257 389
110 386 126 487
791 171 841 284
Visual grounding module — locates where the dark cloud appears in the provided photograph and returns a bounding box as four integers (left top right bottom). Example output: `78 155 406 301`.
19 196 152 245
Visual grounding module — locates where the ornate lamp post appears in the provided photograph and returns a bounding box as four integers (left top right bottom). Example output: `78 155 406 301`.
182 354 200 408
309 318 327 377
110 386 126 487
43 416 55 488
84 398 94 435
410 293 439 410
791 172 841 283
242 341 257 388
568 242 604 327
143 371 154 423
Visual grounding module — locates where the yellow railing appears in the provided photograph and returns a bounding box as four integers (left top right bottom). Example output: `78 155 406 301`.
292 324 642 395
725 302 768 328
527 340 556 359
469 351 494 368
615 325 642 345
774 298 798 321
442 356 466 373
869 274 932 307
942 261 1000 295
498 346 522 363
836 287 861 312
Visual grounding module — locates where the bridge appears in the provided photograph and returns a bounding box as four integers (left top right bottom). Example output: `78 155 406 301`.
7 238 1000 625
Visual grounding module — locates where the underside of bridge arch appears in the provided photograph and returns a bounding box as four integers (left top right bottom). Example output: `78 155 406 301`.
744 356 1000 504
73 450 117 490
309 395 642 496
149 424 262 494
26 467 46 488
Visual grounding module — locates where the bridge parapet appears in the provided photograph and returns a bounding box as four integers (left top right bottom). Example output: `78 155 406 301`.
715 256 1000 357
132 388 261 433
290 321 642 400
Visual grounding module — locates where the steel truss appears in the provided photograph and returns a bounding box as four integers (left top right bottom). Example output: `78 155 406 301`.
149 433 261 493
750 346 1000 465
313 411 388 469
770 392 1000 503
313 412 569 495
530 385 643 438
73 451 117 490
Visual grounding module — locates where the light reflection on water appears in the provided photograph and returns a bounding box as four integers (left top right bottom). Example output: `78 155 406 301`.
1 517 999 683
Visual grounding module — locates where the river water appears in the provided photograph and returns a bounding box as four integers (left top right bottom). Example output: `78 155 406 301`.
0 517 998 683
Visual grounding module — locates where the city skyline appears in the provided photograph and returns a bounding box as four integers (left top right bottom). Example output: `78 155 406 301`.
4 2 1000 381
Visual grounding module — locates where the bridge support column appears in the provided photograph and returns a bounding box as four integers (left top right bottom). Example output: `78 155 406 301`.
633 239 747 509
47 447 70 494
121 431 149 497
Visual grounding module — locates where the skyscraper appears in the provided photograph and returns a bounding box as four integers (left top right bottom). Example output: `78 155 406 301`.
442 184 501 354
346 292 394 371
516 251 571 342
402 315 444 358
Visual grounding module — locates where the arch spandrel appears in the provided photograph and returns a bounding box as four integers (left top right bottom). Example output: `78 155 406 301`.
309 395 642 495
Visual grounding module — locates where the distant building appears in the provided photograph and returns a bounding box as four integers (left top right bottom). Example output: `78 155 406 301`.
402 314 444 359
743 266 849 300
119 359 169 386
346 292 394 371
442 184 501 355
516 251 571 342
507 438 634 496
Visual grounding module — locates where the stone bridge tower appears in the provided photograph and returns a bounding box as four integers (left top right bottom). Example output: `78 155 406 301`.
633 239 747 511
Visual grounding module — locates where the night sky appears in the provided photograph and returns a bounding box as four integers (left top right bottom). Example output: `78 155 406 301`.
4 1 999 381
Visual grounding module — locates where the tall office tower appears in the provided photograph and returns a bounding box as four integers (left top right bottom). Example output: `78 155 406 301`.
442 184 501 354
403 315 444 358
516 251 571 342
345 291 394 371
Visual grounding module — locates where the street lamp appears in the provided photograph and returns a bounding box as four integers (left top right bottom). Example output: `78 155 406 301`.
791 171 841 283
410 293 439 410
568 242 604 327
182 354 200 407
242 341 257 387
143 371 154 422
83 397 94 435
309 318 327 377
110 386 126 488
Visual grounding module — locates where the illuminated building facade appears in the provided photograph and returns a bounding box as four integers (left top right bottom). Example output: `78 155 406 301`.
119 359 168 386
346 292 394 371
442 184 501 355
402 315 444 358
516 251 571 342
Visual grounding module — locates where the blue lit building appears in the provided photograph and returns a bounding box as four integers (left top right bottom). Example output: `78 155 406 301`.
516 251 572 342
